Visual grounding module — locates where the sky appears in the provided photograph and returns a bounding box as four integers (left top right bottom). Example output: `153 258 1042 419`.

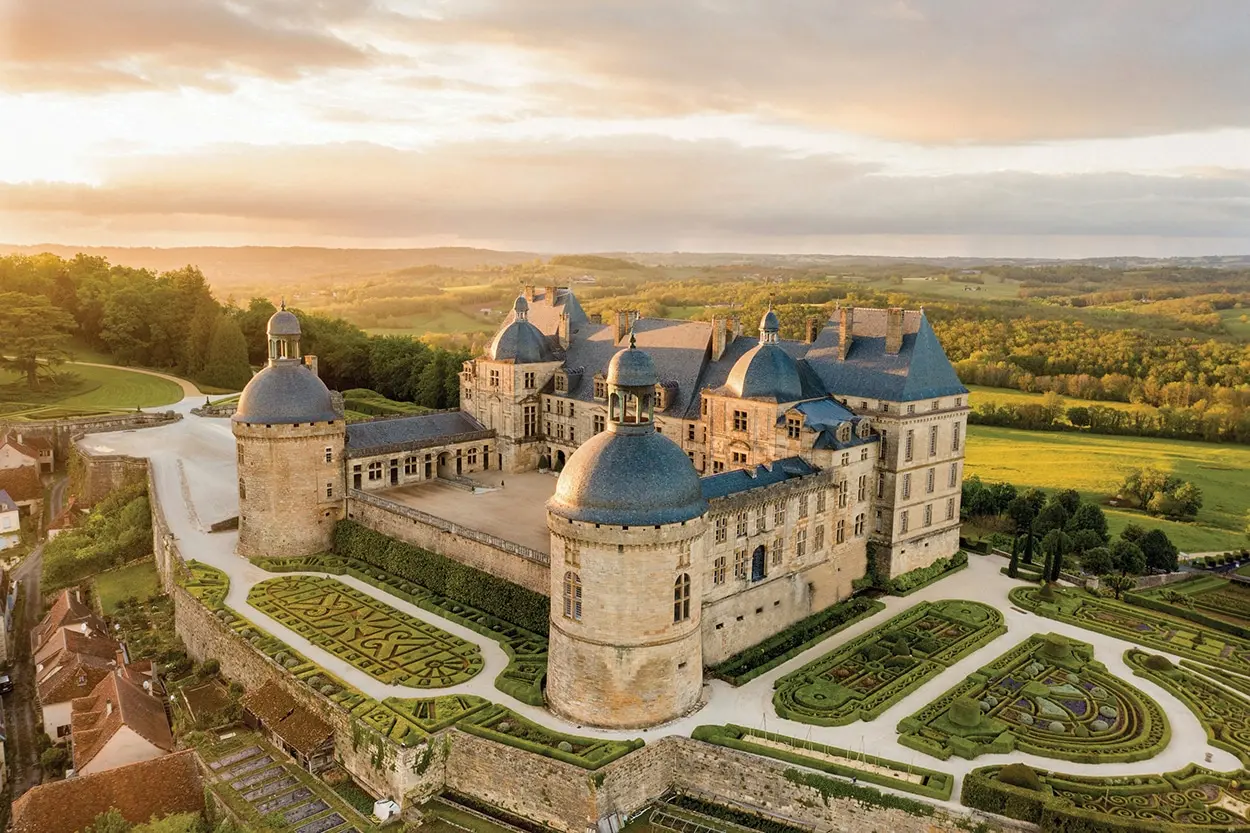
1 0 1249 257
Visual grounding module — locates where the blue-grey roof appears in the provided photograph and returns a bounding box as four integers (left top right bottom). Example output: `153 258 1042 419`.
489 319 556 363
346 411 489 452
607 343 657 388
548 428 706 526
790 398 855 429
233 361 338 425
267 308 300 336
725 343 803 402
0 489 16 513
701 457 818 501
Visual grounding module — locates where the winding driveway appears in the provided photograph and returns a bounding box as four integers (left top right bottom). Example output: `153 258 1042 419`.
75 394 1242 811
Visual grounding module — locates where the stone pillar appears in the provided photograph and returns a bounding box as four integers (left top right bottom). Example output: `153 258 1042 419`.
885 307 904 355
838 307 855 359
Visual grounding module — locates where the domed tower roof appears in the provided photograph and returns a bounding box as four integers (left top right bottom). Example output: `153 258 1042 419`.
759 306 780 340
548 340 706 526
489 294 555 363
267 304 301 337
726 343 803 402
233 361 338 425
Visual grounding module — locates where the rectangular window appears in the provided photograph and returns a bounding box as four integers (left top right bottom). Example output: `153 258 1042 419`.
901 510 909 533
756 505 767 534
555 374 567 393
468 448 478 466
736 512 748 538
774 502 785 526
368 461 383 481
772 536 783 565
734 548 748 580
879 431 888 459
799 495 809 518
796 528 807 559
815 524 825 550
956 397 963 407
523 405 538 437
857 475 867 502
733 410 748 431
947 498 956 521
905 430 914 462
556 423 565 440
841 451 849 467
838 481 848 508
237 446 244 465
924 504 933 527
546 400 551 413
879 401 889 412
874 509 883 533
786 416 801 439
594 414 605 434
876 473 885 500
326 482 334 498
569 403 575 418
569 427 575 442
713 460 725 473
489 369 500 387
932 399 941 410
817 490 827 513
902 473 912 499
926 468 935 494
859 401 868 410
952 421 962 452
594 378 607 399
713 557 726 585
731 450 748 466
556 400 565 416
524 372 536 389
324 447 332 463
687 424 696 441
404 456 418 475
907 404 916 415
929 425 938 456
715 516 728 544
854 513 865 536
861 447 869 461
835 519 845 545
949 462 959 488
701 397 708 416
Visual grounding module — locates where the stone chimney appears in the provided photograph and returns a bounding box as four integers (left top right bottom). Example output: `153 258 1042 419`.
838 308 854 359
524 284 537 302
303 355 319 377
885 308 904 355
590 313 603 325
805 316 821 345
711 316 728 361
615 310 639 343
558 312 571 348
546 285 559 304
730 314 742 339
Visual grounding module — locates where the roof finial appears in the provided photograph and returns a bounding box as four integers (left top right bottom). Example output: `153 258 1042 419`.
629 329 637 349
280 297 286 311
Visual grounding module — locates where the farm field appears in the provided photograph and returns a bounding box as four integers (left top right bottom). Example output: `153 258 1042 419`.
964 425 1250 552
93 559 163 615
967 385 1155 416
1219 307 1250 339
0 362 185 417
364 308 496 338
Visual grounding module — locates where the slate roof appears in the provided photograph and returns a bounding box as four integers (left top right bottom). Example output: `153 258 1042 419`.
701 457 819 501
11 749 204 833
233 359 339 425
242 681 333 755
346 411 491 453
0 489 17 513
71 670 174 772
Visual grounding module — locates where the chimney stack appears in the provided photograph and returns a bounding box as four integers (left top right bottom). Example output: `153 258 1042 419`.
730 314 742 339
838 308 854 359
615 310 638 343
711 316 728 361
590 313 603 325
805 316 821 345
524 284 537 302
546 285 559 304
303 355 319 377
558 312 571 348
885 308 904 355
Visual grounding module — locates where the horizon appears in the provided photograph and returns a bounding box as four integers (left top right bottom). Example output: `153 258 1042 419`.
3 2 1249 256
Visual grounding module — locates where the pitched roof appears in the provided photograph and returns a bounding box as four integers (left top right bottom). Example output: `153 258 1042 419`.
0 464 42 503
1 432 41 461
35 629 121 705
32 589 106 652
10 749 204 833
0 489 17 513
72 670 174 771
346 411 491 453
701 456 819 501
241 681 332 755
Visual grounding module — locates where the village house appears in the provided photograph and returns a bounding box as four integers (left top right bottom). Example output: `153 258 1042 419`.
70 667 175 776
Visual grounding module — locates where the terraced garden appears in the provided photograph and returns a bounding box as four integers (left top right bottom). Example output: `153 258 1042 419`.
1011 585 1250 676
897 633 1169 763
248 575 484 688
772 600 1006 726
1127 575 1250 637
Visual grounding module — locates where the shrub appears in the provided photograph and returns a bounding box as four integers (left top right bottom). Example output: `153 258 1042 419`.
1143 654 1173 672
998 763 1042 791
889 552 969 596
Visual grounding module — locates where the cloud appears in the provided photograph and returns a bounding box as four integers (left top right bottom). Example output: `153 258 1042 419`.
0 0 376 91
3 138 1247 251
421 0 1250 143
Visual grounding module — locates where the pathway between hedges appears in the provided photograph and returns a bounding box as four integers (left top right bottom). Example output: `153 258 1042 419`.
76 398 1243 810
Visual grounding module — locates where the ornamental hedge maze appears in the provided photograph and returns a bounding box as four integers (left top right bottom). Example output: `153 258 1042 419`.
1128 575 1250 638
248 575 485 688
1011 585 1250 677
962 763 1250 832
773 599 1005 726
898 633 1169 763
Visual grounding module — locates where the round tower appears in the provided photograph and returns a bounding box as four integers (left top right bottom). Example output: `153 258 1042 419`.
546 335 708 728
233 304 345 559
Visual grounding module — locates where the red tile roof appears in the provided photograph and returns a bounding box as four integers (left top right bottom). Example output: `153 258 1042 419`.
1 432 41 461
71 670 174 771
0 464 41 504
241 681 333 755
35 628 121 706
11 749 204 833
32 589 106 652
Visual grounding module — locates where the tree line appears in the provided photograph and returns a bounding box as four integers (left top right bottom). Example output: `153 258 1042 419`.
969 398 1250 444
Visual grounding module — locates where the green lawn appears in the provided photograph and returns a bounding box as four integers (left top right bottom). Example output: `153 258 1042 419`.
93 559 163 615
365 308 494 337
0 363 183 416
965 425 1250 552
967 385 1156 416
1219 307 1250 339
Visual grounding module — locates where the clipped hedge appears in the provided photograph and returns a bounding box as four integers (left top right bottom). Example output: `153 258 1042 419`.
1125 578 1250 640
334 521 549 635
458 704 642 770
691 724 953 800
781 768 934 817
709 597 885 685
890 550 969 596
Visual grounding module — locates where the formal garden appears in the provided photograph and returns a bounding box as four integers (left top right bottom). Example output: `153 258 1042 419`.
772 599 1005 726
1011 585 1250 676
1126 650 1250 766
897 633 1169 763
248 575 485 688
1126 574 1250 638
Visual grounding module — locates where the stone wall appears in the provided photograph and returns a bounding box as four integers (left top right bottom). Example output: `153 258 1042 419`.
71 443 150 506
347 490 549 594
4 411 180 467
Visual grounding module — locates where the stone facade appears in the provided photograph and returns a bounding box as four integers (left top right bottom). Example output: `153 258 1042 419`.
70 443 149 506
347 432 494 493
234 419 345 558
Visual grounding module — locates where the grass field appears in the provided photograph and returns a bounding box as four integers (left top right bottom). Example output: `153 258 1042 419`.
0 363 184 417
965 425 1250 552
364 308 495 337
1219 307 1250 339
93 559 162 614
967 385 1156 416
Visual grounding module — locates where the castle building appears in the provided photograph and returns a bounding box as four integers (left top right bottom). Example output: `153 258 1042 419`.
235 287 969 728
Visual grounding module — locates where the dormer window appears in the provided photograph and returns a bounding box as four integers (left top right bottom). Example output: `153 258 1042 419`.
593 374 607 400
554 372 568 393
786 415 802 440
856 419 871 439
836 422 852 443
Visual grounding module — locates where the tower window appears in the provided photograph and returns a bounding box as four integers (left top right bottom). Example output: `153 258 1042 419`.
929 425 938 456
902 473 911 499
924 504 933 527
815 524 825 550
715 516 728 544
523 405 538 437
854 513 865 536
673 574 691 623
238 480 245 499
732 410 748 431
901 510 909 533
952 421 963 452
326 482 334 499
755 505 767 534
524 371 536 389
927 468 935 494
593 414 605 435
489 369 500 387
563 571 582 621
857 475 867 502
713 556 726 585
947 498 956 521
799 494 809 518
687 424 696 441
835 519 844 544
949 462 959 487
324 447 332 463
795 528 807 560
237 446 244 465
774 501 786 526
736 512 748 538
771 536 782 565
876 473 885 500
905 430 914 462
734 548 747 580
837 481 848 508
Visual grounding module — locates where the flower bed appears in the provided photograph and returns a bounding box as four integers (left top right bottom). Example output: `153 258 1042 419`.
248 575 485 688
962 762 1250 832
1127 649 1250 766
458 704 642 770
772 599 1005 726
1127 575 1250 638
690 724 952 800
897 633 1169 763
709 596 885 686
889 550 969 596
1011 585 1250 677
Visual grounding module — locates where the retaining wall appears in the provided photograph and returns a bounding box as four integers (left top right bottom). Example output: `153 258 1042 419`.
3 411 180 465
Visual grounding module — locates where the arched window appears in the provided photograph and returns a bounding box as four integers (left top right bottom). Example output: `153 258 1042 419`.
673 573 691 623
563 571 582 621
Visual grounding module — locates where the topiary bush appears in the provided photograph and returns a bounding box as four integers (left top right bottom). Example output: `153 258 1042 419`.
1143 654 1174 672
949 697 983 729
998 763 1042 791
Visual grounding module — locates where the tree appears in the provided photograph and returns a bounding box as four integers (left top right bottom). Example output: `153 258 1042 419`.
0 291 77 387
1041 529 1072 581
1054 489 1082 516
83 809 132 833
1172 482 1203 519
1120 523 1147 543
1034 501 1070 536
1007 489 1046 565
1110 539 1147 576
133 812 205 833
1139 529 1180 573
1008 537 1021 578
1070 528 1105 554
1066 503 1109 542
1081 546 1113 576
1102 573 1137 600
40 744 69 774
200 316 253 390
